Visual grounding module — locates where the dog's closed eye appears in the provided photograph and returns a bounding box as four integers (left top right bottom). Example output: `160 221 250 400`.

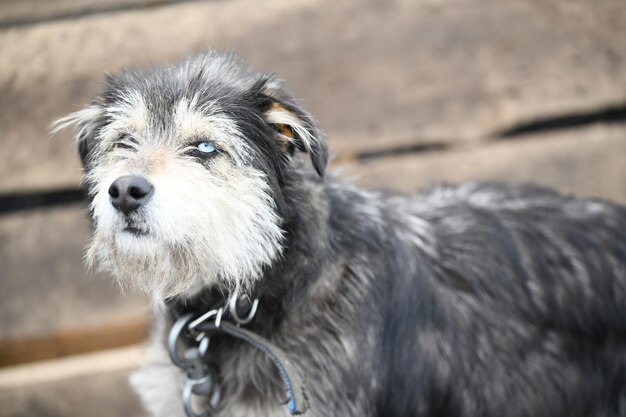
113 134 138 150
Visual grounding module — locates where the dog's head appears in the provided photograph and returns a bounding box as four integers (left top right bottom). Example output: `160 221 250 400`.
54 51 328 298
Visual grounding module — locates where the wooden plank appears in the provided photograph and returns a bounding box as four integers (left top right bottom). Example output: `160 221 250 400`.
1 0 625 192
0 346 145 417
0 315 148 367
0 206 148 347
0 0 174 27
0 345 141 388
345 124 626 204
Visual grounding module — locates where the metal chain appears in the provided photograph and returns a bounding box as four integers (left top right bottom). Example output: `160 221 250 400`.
167 292 259 417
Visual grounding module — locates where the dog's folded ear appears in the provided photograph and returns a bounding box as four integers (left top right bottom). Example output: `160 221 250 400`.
257 78 329 177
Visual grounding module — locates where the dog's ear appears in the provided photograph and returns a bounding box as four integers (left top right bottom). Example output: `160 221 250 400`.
51 103 106 168
257 79 329 177
51 74 122 168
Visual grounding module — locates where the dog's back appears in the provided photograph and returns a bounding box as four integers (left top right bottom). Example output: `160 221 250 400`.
373 182 626 416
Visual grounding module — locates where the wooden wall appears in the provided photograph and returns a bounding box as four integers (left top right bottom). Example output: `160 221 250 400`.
0 0 625 415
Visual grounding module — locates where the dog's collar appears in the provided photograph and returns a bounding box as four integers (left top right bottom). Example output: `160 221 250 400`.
167 291 310 417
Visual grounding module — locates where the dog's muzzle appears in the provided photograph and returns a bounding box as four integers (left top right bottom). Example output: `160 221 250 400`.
108 175 154 214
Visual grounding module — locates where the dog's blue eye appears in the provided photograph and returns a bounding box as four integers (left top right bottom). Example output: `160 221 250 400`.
197 142 216 154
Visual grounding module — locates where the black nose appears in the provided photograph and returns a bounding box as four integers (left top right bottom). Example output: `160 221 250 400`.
108 175 154 214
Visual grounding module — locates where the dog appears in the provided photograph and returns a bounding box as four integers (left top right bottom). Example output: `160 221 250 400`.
55 50 626 417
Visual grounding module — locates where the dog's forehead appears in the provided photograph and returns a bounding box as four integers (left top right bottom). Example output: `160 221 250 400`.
101 52 261 137
102 73 256 148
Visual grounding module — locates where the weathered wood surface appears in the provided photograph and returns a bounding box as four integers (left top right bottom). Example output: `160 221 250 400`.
0 0 176 27
0 371 143 417
1 0 625 192
0 205 148 343
0 0 625 414
0 316 148 367
347 125 626 203
0 346 144 417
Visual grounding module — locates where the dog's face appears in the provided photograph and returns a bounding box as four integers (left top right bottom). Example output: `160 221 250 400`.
55 52 328 298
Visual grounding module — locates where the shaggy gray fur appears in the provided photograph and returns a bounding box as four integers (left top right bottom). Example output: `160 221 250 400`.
61 51 626 417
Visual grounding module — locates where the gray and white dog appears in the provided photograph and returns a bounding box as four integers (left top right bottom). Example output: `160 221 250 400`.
57 51 626 417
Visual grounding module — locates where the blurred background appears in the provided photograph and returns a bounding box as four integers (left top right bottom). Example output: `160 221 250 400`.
0 0 625 416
